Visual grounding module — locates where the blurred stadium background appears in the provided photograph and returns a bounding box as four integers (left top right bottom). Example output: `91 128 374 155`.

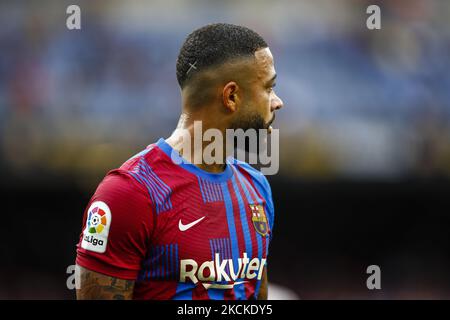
1 0 450 299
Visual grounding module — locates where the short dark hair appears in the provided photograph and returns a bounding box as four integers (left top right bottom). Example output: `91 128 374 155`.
176 23 268 88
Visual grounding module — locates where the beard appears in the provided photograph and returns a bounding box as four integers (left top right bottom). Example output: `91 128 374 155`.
229 110 274 132
229 109 274 153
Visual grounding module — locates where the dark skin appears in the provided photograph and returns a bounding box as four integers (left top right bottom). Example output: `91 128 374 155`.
77 47 283 300
258 269 268 299
167 47 283 172
76 265 134 300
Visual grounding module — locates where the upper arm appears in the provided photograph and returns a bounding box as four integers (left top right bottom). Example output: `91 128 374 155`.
75 170 154 283
76 265 135 300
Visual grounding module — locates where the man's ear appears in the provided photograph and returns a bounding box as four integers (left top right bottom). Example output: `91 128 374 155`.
222 81 240 112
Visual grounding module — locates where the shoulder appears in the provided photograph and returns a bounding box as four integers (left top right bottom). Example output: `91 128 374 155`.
90 169 151 219
95 169 146 199
92 144 165 207
117 143 166 189
230 159 274 212
230 158 273 197
116 144 173 214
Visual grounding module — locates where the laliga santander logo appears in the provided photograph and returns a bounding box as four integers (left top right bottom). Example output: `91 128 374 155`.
81 201 112 253
87 206 108 234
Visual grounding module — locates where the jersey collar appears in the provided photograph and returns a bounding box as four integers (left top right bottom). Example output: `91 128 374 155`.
156 138 233 183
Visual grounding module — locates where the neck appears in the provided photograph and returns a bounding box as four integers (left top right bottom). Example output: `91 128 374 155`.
165 112 228 173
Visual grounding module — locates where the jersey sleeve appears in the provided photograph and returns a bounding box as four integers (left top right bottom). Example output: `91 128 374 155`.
76 169 155 280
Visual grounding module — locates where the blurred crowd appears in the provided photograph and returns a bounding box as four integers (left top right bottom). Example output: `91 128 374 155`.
1 0 450 188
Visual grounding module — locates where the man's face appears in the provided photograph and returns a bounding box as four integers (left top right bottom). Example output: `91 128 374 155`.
231 47 284 133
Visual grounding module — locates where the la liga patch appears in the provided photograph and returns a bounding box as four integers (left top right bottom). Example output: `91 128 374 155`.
81 201 111 253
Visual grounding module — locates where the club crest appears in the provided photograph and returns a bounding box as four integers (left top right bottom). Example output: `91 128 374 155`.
249 204 269 236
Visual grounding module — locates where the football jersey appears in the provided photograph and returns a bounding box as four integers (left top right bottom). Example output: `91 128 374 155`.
76 138 274 300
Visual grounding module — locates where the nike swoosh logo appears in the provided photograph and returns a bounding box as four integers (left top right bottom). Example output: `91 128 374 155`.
178 216 206 231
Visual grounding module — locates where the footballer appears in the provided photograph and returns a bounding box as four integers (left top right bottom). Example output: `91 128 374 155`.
75 23 284 300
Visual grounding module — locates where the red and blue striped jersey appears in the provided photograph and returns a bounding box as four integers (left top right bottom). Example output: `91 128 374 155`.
76 138 274 300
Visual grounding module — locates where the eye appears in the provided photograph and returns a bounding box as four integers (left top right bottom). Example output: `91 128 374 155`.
266 82 276 93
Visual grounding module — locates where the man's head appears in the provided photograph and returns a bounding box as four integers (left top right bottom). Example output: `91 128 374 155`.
176 23 283 132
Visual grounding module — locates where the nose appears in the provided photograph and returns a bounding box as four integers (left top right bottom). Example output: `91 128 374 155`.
271 92 284 111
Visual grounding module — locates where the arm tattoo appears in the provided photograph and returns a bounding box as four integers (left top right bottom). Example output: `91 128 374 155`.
76 265 135 300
